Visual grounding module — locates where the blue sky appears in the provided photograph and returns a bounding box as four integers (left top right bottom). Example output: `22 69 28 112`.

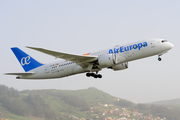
1 0 180 103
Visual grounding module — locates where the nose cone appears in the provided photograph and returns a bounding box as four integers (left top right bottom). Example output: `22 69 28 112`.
169 42 174 49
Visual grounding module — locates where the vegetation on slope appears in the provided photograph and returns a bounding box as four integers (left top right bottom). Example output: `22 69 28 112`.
0 85 180 120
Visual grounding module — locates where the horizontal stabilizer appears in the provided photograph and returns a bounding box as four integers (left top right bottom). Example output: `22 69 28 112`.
4 73 35 75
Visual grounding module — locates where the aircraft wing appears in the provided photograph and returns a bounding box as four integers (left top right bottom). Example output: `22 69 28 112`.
26 46 98 67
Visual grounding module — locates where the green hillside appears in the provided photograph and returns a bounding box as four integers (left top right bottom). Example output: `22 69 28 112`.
0 85 180 120
0 85 116 120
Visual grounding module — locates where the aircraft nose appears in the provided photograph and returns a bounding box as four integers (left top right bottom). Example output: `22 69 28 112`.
169 42 174 49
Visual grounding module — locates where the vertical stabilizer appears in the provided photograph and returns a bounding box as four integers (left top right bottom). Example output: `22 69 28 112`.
11 47 43 72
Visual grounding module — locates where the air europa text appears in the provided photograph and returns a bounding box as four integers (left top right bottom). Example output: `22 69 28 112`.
109 42 148 54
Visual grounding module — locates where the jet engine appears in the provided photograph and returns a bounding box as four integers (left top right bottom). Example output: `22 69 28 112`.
98 54 116 68
110 62 128 71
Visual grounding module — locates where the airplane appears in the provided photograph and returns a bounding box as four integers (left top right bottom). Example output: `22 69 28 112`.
5 38 173 79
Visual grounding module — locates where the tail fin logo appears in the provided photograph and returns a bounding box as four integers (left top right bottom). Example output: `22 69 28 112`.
11 47 43 72
21 56 31 66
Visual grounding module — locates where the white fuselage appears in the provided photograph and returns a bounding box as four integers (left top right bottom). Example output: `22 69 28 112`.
19 39 173 79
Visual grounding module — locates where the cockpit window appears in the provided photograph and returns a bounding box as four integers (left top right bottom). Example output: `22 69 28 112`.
161 40 167 43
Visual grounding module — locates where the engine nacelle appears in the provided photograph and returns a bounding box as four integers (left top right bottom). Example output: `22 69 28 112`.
111 62 128 71
98 54 116 68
